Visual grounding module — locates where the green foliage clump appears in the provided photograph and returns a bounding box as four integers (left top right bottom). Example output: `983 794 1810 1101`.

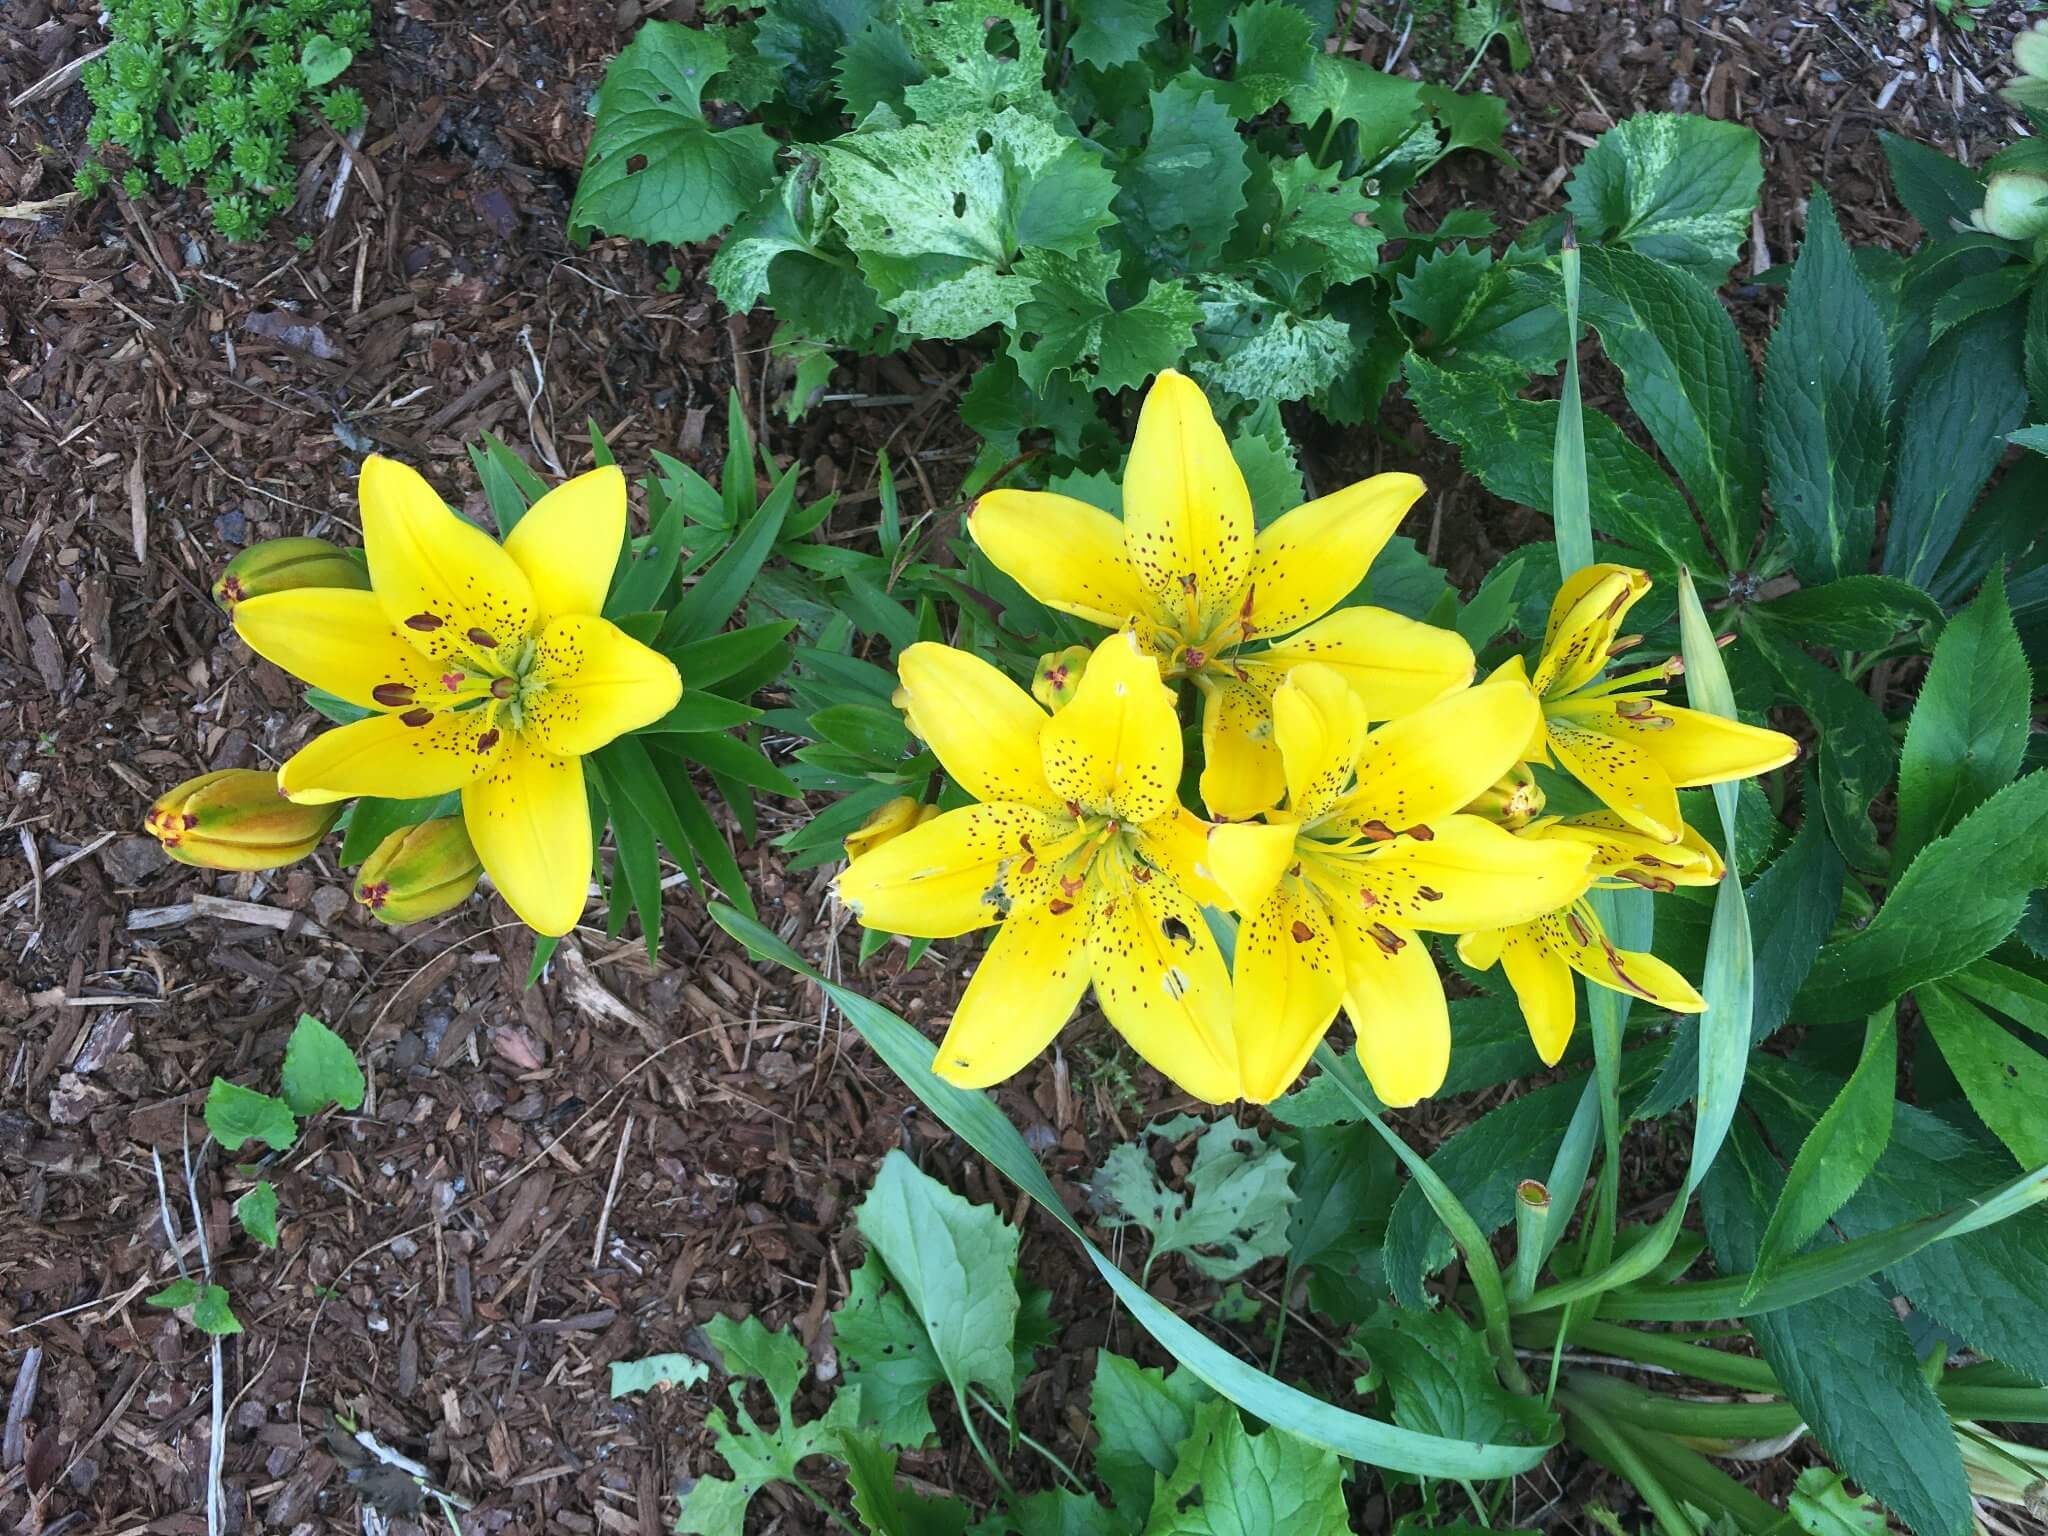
74 0 372 240
569 0 1525 484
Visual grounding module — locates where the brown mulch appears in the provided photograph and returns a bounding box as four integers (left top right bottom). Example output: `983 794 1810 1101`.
0 0 2026 1532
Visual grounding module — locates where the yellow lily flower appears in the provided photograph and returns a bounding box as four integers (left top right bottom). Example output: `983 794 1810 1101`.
1456 813 1724 1065
232 457 681 937
835 630 1240 1103
1206 665 1594 1107
1505 564 1797 843
969 370 1472 821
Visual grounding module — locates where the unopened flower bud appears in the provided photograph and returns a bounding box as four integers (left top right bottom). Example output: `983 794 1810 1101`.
145 769 340 871
1974 171 2048 241
844 797 938 863
1464 764 1545 830
1031 644 1092 712
354 817 482 925
212 537 371 612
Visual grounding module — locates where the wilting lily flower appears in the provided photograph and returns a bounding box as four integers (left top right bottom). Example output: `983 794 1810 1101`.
836 631 1239 1102
969 370 1471 820
1501 564 1796 843
1457 813 1724 1064
233 457 680 936
1206 665 1592 1106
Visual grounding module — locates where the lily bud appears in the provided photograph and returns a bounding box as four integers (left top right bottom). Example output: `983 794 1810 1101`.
354 817 483 925
1464 764 1545 830
1031 644 1092 712
844 797 938 863
212 537 371 612
145 769 341 871
1973 171 2048 241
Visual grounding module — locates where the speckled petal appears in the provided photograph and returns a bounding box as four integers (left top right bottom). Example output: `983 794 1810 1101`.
1206 819 1300 913
1121 370 1253 637
1271 662 1371 824
1195 668 1284 823
1347 814 1593 933
834 803 1070 939
278 705 501 805
359 455 538 667
1086 862 1239 1103
502 465 627 620
1544 715 1683 843
1482 922 1579 1066
1235 878 1346 1103
462 734 591 937
1566 698 1799 790
1041 630 1181 823
1532 564 1649 696
930 901 1092 1089
234 588 443 712
1246 472 1423 638
968 490 1152 629
1329 913 1448 1108
1332 679 1540 834
1251 605 1473 722
895 644 1061 810
523 614 682 758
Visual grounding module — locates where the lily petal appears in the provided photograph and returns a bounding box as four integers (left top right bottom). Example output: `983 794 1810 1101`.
1248 472 1424 638
1235 880 1346 1102
278 706 501 805
1565 698 1799 790
1252 606 1473 720
1087 865 1239 1104
1544 716 1683 843
1195 670 1284 823
1121 370 1252 637
1271 662 1371 825
462 734 590 937
523 614 683 758
1042 631 1180 823
1549 811 1725 889
931 900 1092 1089
1344 815 1593 933
234 588 443 711
1536 906 1705 1019
1338 679 1541 832
1139 808 1234 912
359 456 537 665
896 644 1060 810
1207 819 1301 912
502 465 627 620
1484 923 1579 1066
1332 915 1449 1108
835 803 1068 938
1533 564 1649 696
968 490 1151 629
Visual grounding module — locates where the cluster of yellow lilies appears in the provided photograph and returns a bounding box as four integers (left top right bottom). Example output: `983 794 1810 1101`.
838 372 1796 1107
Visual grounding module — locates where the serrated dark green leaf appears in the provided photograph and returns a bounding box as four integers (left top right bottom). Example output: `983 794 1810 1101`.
1008 244 1201 394
280 1013 364 1116
1700 1118 1973 1536
836 18 923 119
840 1427 973 1536
1880 131 1985 236
1565 113 1763 282
1743 798 1845 1043
1578 245 1763 565
1354 1303 1557 1446
1067 0 1171 70
204 1079 298 1153
1762 187 1891 583
1918 984 2048 1168
1893 573 2032 873
1284 1122 1396 1279
1794 772 2048 1024
1885 310 2028 588
1091 1352 1216 1525
833 1252 948 1445
755 0 888 114
1115 78 1251 276
1281 55 1424 169
1749 576 1941 650
1395 246 1565 374
1144 1397 1351 1535
1744 1007 1895 1301
1403 355 1713 576
1266 157 1384 286
1215 0 1316 117
1745 617 1896 873
569 23 777 246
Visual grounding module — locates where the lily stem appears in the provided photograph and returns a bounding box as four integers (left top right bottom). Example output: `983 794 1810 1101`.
1557 1390 1701 1536
970 1388 1087 1494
